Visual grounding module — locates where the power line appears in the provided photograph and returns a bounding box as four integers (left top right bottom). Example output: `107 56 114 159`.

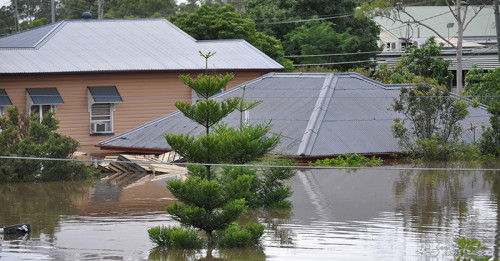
293 60 376 66
256 13 356 25
0 155 498 171
285 50 382 58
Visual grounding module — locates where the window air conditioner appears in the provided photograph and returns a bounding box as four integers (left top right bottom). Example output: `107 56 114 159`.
92 122 109 133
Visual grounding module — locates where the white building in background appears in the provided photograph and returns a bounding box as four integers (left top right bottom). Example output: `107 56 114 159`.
373 6 499 87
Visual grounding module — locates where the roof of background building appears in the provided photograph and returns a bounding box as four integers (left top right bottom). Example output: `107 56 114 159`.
98 73 491 157
0 18 283 74
373 6 496 41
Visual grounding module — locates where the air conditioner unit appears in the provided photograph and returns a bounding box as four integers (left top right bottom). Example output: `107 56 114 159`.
92 122 109 133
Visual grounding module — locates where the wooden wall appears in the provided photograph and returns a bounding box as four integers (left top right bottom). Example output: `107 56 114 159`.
0 71 262 156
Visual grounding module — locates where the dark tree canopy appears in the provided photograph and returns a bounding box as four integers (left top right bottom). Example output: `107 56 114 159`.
244 0 380 70
170 3 291 68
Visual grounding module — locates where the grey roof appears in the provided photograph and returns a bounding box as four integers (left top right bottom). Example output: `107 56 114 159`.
26 87 64 105
99 73 491 157
0 22 62 48
0 19 283 74
374 6 496 40
88 86 123 103
0 89 12 106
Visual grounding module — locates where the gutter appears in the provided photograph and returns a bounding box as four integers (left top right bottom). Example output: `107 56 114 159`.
95 145 171 155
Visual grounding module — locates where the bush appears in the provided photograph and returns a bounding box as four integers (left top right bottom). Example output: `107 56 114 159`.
479 101 500 156
309 153 383 167
148 226 204 249
214 222 265 248
0 106 99 182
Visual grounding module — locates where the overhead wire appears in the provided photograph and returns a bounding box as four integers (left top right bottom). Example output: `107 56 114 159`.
0 155 498 171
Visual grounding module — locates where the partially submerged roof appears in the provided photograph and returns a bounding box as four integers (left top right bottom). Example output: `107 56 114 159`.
0 18 283 74
374 6 496 41
98 73 491 157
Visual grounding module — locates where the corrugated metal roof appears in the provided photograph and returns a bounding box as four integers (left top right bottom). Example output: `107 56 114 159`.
26 88 64 105
374 6 496 40
0 22 63 48
0 19 283 74
0 89 12 106
88 86 123 103
98 73 491 157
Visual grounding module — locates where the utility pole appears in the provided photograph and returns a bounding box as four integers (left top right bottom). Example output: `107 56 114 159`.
495 0 500 63
456 0 463 94
98 0 104 19
51 0 55 23
14 0 20 32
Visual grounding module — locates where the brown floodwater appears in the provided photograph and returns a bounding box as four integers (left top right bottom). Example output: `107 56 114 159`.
0 162 499 260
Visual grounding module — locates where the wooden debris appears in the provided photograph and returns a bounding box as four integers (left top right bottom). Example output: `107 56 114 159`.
97 153 186 175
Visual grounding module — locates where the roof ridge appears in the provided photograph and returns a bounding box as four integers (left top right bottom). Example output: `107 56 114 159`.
34 21 66 48
297 73 337 156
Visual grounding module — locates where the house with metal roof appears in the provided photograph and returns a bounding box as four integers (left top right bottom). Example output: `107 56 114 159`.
373 6 499 88
98 72 490 158
0 18 283 156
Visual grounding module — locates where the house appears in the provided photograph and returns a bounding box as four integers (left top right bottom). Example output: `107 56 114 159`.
373 6 500 86
0 18 283 156
98 72 491 158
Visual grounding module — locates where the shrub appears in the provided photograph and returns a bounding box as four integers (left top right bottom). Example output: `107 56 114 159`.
214 222 265 248
0 106 99 182
309 153 383 167
455 237 495 261
479 101 500 156
148 226 204 249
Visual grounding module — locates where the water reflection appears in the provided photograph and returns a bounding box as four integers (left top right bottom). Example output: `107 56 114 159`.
1 162 499 260
0 181 91 239
148 247 266 261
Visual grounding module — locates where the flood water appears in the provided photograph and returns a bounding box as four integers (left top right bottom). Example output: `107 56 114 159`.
1 162 500 260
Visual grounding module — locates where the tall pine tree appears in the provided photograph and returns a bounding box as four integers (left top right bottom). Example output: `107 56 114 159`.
163 52 281 250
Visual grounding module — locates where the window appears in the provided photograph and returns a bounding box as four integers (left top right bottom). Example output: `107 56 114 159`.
0 89 12 118
88 86 122 135
90 103 113 133
26 88 63 123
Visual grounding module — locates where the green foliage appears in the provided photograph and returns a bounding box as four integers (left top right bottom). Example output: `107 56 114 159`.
216 157 296 209
455 237 496 261
161 60 294 250
374 37 453 85
169 4 292 68
479 101 500 156
392 82 470 160
244 0 380 70
309 153 383 167
284 20 360 70
180 73 234 99
464 65 500 106
0 106 99 183
256 157 296 209
60 0 177 19
214 222 265 248
20 18 50 31
355 0 393 19
213 123 280 164
148 225 205 248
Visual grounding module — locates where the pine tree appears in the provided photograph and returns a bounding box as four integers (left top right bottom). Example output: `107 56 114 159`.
163 52 281 250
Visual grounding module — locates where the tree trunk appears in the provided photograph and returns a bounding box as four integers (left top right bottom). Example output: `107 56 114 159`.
455 1 463 94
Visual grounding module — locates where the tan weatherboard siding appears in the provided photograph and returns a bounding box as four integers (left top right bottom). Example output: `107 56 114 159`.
0 72 262 156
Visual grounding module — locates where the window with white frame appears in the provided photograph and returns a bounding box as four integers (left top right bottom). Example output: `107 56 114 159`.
88 86 122 135
26 88 63 123
30 104 57 122
90 103 113 133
